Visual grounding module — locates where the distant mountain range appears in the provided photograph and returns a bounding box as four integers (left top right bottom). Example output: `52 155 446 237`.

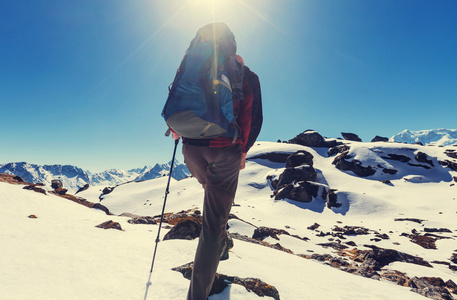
0 161 190 193
390 128 457 146
2 129 455 193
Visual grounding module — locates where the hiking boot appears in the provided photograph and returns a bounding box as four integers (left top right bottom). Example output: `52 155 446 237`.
220 232 234 261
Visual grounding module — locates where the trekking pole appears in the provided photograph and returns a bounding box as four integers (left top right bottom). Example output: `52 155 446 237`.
144 138 179 300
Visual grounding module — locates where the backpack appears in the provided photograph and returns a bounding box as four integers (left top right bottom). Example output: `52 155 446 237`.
162 22 244 140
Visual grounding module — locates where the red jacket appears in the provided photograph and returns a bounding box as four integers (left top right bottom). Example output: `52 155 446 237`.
183 66 263 153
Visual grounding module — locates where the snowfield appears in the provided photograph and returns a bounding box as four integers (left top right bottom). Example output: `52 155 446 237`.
1 139 456 299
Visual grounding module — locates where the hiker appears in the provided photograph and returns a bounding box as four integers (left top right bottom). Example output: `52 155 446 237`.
164 23 262 300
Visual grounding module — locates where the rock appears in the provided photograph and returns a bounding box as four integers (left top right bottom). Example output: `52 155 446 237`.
333 153 376 177
410 277 453 300
96 220 122 231
341 132 362 142
128 216 157 224
356 246 432 271
276 165 317 188
381 153 411 163
102 187 115 195
439 160 457 171
371 135 389 142
415 152 434 166
13 175 24 182
252 226 289 241
54 188 68 195
307 223 320 230
450 253 457 264
288 130 327 147
23 184 47 195
51 179 63 189
75 183 90 194
285 150 314 168
92 203 111 215
163 217 202 240
403 233 438 249
394 218 425 224
327 190 341 209
444 149 457 159
274 181 319 202
383 168 398 175
327 145 350 157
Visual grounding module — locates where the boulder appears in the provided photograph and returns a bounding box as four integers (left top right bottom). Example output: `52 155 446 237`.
327 190 341 209
163 217 202 240
96 220 122 231
102 187 115 195
371 135 389 142
54 188 68 195
252 226 290 241
415 152 434 166
274 181 319 202
328 144 350 157
51 179 63 189
444 149 457 159
285 150 314 168
23 184 47 195
333 152 376 177
439 160 457 171
410 277 453 300
128 216 156 224
276 165 317 188
341 132 362 142
288 130 327 147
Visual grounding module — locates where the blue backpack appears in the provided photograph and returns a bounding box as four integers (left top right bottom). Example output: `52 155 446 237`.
162 22 244 140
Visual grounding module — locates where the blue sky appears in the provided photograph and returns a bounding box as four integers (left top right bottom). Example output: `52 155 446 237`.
1 0 456 172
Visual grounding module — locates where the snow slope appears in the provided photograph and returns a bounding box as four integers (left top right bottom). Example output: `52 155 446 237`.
2 140 456 299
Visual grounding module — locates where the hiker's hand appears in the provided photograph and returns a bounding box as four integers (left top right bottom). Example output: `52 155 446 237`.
240 152 247 170
172 131 181 140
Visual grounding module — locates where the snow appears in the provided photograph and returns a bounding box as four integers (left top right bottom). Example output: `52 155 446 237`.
2 140 457 299
391 129 457 146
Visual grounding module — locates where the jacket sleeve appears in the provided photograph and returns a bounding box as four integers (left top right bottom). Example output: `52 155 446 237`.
238 67 263 153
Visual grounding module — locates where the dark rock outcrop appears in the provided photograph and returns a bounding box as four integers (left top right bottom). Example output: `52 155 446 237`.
51 179 63 189
288 130 340 148
439 160 457 172
415 152 434 166
75 183 90 194
276 165 317 188
444 150 457 159
163 217 202 240
371 136 389 142
252 227 289 241
381 154 411 163
410 277 454 300
328 145 350 157
274 181 320 202
332 152 376 177
128 216 157 225
96 220 122 230
341 132 362 142
285 150 314 168
23 184 47 195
